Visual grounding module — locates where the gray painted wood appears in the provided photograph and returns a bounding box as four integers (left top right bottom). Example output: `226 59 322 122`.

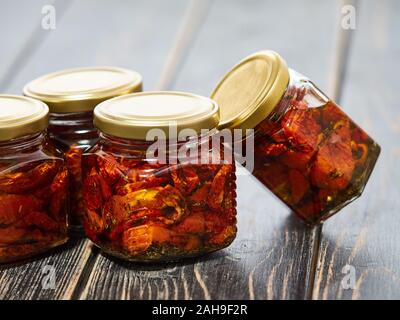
0 0 67 88
5 0 188 93
80 0 341 300
0 239 94 300
0 0 189 300
312 0 400 300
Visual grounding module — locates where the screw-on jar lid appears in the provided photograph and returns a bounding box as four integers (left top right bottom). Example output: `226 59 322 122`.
23 66 143 113
0 95 49 141
94 91 220 140
211 50 289 130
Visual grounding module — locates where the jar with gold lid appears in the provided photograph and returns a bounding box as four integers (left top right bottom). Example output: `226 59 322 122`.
23 67 143 225
82 91 237 261
0 95 68 263
211 51 380 225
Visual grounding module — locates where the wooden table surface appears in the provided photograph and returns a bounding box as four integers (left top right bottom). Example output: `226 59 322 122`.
0 0 399 300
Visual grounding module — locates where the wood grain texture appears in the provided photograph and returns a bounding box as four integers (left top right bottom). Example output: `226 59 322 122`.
0 0 189 300
5 0 188 93
312 0 400 299
0 239 95 300
0 0 72 89
80 0 341 300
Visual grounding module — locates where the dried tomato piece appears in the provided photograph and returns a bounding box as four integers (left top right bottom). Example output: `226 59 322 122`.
280 149 315 171
0 227 28 245
170 165 200 194
122 223 202 253
65 146 84 220
352 127 369 143
49 167 69 220
32 185 52 203
0 161 58 194
97 154 128 185
208 165 231 209
65 146 82 184
281 108 321 152
297 198 322 222
183 235 202 251
98 174 113 200
255 142 288 157
121 224 158 255
321 101 346 127
85 208 105 234
17 211 59 232
208 225 236 246
0 194 42 225
254 161 289 194
311 120 355 190
195 164 219 181
189 182 211 207
352 142 369 167
115 176 167 196
172 211 205 234
109 186 186 226
83 167 103 210
288 169 309 204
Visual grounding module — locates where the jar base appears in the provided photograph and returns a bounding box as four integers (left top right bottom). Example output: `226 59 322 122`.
89 234 236 263
0 236 69 265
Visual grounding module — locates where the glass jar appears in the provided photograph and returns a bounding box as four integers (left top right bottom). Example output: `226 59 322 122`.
82 92 237 261
0 95 68 263
211 51 380 225
23 67 143 225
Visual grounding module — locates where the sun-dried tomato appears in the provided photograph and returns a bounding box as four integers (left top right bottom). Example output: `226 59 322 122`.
311 120 355 190
97 153 128 185
82 147 237 261
115 176 167 196
82 167 103 211
288 169 309 204
208 165 231 209
65 146 84 223
251 83 379 224
170 165 200 194
172 210 205 234
0 194 43 225
0 159 68 263
49 167 69 220
0 161 58 194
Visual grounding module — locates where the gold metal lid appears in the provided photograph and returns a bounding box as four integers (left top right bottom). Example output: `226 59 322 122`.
0 95 49 141
23 66 143 113
211 50 289 130
94 91 220 140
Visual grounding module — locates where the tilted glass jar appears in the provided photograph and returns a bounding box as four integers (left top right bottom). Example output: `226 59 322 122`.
0 95 68 263
211 51 380 225
23 67 143 225
82 92 237 261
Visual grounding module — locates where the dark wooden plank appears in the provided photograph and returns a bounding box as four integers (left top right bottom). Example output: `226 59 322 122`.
0 0 189 299
312 0 400 299
80 0 341 300
0 239 94 300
